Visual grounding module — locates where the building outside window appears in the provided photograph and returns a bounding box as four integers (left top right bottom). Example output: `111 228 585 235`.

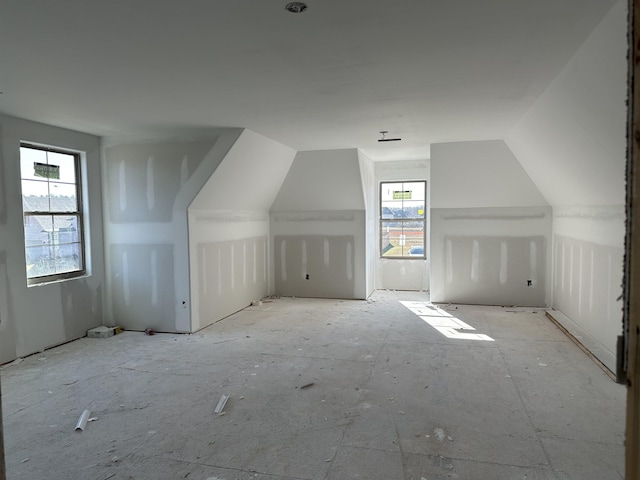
380 180 426 258
19 144 85 284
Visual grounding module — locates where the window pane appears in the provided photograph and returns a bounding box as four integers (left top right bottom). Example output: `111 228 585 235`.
24 213 54 277
26 248 57 278
25 221 82 279
21 180 50 212
49 182 77 212
47 151 77 184
381 220 425 257
55 242 82 274
402 200 425 219
381 181 426 220
381 200 400 219
20 145 84 283
404 182 425 202
54 215 82 273
380 182 404 202
24 215 53 247
20 147 47 181
404 221 425 257
54 215 80 244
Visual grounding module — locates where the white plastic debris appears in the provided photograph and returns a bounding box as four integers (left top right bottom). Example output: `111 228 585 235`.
214 394 230 414
75 409 91 431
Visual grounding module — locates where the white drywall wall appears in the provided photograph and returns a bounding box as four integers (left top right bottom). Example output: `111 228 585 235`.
506 0 626 208
271 149 367 299
506 1 626 370
189 129 295 211
102 129 242 333
431 140 548 209
551 207 624 371
374 160 430 292
430 140 550 305
271 149 366 211
430 206 552 306
189 130 296 330
358 150 376 298
0 114 105 364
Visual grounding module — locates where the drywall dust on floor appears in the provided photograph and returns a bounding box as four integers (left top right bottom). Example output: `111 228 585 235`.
1 291 625 480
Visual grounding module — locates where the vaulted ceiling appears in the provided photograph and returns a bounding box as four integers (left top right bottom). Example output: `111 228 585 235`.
0 0 618 160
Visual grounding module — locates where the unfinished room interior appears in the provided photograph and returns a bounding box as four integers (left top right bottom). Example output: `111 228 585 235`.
1 0 640 479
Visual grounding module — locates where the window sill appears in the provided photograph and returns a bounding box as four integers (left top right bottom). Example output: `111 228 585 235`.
27 272 90 288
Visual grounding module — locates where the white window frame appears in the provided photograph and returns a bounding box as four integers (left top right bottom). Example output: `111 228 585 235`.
20 143 86 285
379 180 427 259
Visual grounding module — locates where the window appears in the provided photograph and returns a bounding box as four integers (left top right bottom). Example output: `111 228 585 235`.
20 144 85 284
380 180 426 258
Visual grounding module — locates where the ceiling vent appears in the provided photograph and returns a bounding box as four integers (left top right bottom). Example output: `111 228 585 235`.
285 2 308 13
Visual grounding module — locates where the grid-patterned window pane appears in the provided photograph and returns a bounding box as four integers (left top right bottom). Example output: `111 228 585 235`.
20 144 85 284
380 181 426 258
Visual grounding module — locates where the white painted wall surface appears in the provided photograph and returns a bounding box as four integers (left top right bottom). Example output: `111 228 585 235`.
374 160 430 292
506 1 626 371
189 130 295 330
0 115 105 363
102 129 242 333
430 140 550 305
271 150 367 299
358 150 376 298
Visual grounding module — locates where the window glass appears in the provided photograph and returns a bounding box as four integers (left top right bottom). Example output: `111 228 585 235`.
380 181 426 258
20 144 85 284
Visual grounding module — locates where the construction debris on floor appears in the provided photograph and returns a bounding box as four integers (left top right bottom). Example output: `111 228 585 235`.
1 290 625 480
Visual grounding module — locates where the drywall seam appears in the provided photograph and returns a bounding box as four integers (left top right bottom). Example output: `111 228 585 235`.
442 213 547 221
1 114 105 360
101 128 243 331
430 206 552 305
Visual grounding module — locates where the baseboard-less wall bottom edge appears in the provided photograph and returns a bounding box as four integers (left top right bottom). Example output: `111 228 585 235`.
0 335 86 367
545 310 616 382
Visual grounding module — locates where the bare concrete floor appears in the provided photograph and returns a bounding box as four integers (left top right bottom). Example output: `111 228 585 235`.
1 291 626 480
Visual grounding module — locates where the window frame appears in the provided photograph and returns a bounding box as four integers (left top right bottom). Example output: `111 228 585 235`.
379 180 427 259
20 143 86 285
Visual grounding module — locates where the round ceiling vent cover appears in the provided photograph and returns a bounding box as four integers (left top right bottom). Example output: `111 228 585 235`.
285 2 308 13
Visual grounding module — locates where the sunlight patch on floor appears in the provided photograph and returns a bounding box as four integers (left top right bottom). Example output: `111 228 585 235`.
399 301 494 341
